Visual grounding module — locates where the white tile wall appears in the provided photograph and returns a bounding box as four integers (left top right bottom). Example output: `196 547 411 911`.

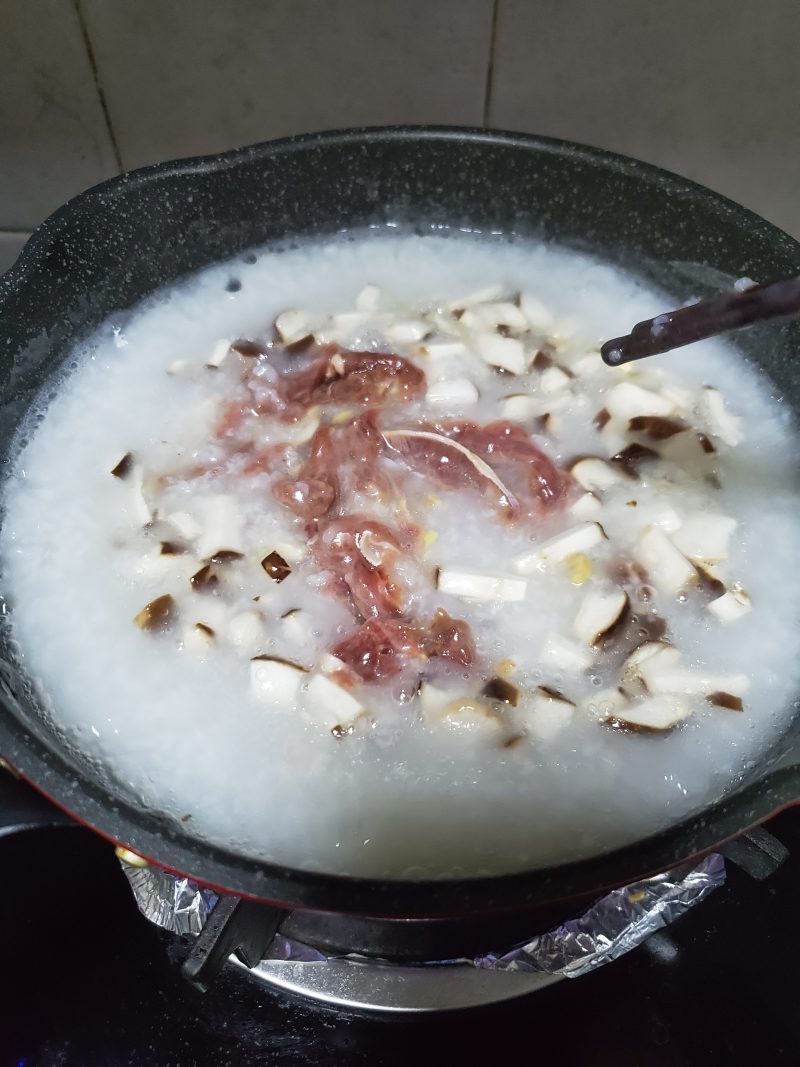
79 0 494 169
489 0 800 239
0 0 118 230
0 0 798 241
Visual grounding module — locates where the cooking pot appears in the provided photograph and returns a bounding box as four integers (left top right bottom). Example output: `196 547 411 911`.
1 126 799 920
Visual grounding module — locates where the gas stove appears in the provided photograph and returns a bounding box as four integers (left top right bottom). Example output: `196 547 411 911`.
4 805 800 1066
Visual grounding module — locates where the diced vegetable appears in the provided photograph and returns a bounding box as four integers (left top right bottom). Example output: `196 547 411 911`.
437 568 527 602
573 588 628 644
515 522 606 573
634 527 697 595
707 587 752 624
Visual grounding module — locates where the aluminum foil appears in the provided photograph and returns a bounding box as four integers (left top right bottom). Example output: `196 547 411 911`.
122 852 724 978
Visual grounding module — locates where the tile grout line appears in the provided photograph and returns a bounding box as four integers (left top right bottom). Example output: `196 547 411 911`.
73 0 124 172
482 0 500 127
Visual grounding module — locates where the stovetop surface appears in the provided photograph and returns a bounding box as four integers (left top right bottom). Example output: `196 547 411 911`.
4 812 799 1067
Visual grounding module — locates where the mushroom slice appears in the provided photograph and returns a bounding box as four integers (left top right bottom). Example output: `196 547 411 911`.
184 621 215 657
583 686 629 723
569 457 622 492
383 429 516 512
606 382 676 421
226 611 264 650
707 691 744 712
501 393 542 422
417 339 471 361
541 632 594 672
251 656 307 709
622 640 681 682
610 443 660 479
707 587 752 624
518 292 555 332
385 319 428 344
302 672 366 733
628 415 687 439
446 284 506 311
515 522 606 573
639 662 749 698
195 496 244 559
274 308 314 346
426 377 480 409
134 594 177 633
573 588 629 645
354 284 382 312
206 338 232 369
468 301 529 331
436 568 527 602
473 333 528 374
634 527 697 595
420 683 503 733
280 607 313 645
569 492 603 519
482 676 519 706
166 511 202 542
261 551 292 582
540 365 572 395
524 687 576 741
699 386 743 447
609 693 692 733
670 514 737 565
189 564 219 592
110 452 134 479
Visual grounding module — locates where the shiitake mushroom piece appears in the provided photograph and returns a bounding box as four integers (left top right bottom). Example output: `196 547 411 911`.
111 452 134 479
209 549 244 565
610 443 660 478
190 564 219 592
134 594 177 633
707 691 744 712
481 676 519 706
261 550 291 582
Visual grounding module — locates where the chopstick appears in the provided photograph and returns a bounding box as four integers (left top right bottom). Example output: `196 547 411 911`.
600 274 800 366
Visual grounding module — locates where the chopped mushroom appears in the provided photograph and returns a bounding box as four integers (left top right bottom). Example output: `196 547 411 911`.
420 683 503 733
540 365 572 395
275 308 314 346
524 687 576 740
355 284 382 312
206 338 232 368
638 661 749 698
541 632 594 672
634 527 697 595
110 452 134 479
501 393 543 421
707 691 744 711
468 301 528 331
226 611 264 650
474 334 528 375
583 686 629 723
608 693 692 733
670 514 737 565
707 587 752 624
515 522 606 573
436 568 527 602
134 594 177 633
302 673 366 733
606 382 676 421
481 676 519 706
189 564 219 592
569 492 603 519
166 511 202 541
518 292 555 332
573 588 629 645
569 458 622 492
699 386 743 447
426 377 480 409
261 551 292 582
251 656 307 709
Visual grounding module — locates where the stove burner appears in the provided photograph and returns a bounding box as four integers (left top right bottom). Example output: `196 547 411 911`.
122 848 735 1012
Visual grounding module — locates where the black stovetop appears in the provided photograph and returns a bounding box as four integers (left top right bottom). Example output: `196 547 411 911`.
3 811 799 1067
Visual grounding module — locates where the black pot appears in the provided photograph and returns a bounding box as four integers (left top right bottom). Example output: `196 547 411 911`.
1 126 799 920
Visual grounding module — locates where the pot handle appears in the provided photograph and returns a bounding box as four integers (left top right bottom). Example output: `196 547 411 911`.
0 764 76 838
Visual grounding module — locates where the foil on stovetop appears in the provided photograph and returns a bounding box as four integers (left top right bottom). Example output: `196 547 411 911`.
121 852 724 977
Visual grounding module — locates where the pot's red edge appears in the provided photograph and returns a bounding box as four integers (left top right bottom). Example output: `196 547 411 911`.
8 757 799 920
